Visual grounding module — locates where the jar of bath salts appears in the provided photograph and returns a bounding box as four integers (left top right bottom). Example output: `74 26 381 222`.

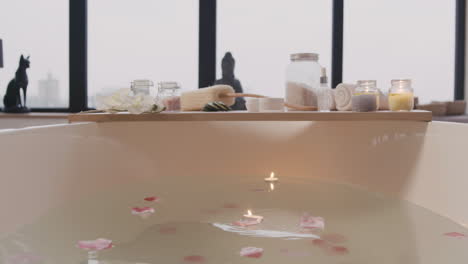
352 80 380 112
388 79 414 111
157 82 181 111
285 53 321 110
131 79 154 95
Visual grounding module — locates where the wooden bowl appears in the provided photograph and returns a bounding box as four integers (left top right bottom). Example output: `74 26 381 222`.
417 102 447 116
446 100 466 115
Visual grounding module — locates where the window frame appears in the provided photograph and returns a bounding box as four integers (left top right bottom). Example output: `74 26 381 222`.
30 0 465 112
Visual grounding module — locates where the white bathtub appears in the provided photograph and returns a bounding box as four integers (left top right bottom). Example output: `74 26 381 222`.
0 120 467 263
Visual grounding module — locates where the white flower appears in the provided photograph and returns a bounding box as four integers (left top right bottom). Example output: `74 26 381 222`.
96 88 131 112
126 94 156 114
96 88 164 114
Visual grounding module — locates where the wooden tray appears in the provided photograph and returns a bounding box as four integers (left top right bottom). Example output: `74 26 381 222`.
69 111 432 123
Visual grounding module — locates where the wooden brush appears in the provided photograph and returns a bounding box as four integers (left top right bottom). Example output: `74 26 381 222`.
181 85 317 111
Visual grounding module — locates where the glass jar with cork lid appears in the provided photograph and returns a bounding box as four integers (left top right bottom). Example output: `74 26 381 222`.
388 79 414 111
131 79 154 95
157 82 181 111
351 80 380 112
285 53 321 111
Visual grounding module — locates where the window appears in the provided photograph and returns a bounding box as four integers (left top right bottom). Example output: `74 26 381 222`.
343 0 456 103
88 0 199 107
217 0 333 98
0 0 69 108
1 1 462 112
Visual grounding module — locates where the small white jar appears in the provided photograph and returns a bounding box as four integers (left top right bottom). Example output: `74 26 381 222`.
259 98 285 112
246 98 260 112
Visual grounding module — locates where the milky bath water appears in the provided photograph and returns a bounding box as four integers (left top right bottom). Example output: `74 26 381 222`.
1 174 468 264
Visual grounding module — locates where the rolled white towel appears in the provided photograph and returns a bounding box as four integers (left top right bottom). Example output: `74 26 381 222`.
378 90 389 110
334 83 357 111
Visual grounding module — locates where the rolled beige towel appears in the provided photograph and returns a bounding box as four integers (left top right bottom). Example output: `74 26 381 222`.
378 90 389 110
334 83 357 111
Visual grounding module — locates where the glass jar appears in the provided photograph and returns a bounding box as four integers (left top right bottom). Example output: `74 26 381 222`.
131 79 154 95
388 79 414 111
351 80 380 112
285 53 321 110
157 82 181 111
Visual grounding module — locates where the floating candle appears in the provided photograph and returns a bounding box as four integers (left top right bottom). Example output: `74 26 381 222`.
264 172 279 182
233 219 262 227
243 210 264 222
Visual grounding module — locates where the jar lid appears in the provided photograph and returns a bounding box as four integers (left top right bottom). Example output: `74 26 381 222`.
131 79 154 87
158 81 180 91
290 53 319 61
357 80 377 87
391 79 412 87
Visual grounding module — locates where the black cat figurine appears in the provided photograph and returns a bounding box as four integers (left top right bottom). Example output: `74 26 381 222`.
3 55 30 113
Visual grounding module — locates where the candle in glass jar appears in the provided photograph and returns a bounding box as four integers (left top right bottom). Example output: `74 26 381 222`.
351 80 380 112
389 93 414 111
388 79 414 111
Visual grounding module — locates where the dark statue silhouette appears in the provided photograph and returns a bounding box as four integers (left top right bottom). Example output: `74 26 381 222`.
3 55 30 113
215 52 246 110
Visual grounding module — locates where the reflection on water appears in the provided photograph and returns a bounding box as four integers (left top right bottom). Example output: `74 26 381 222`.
1 175 468 263
212 223 320 240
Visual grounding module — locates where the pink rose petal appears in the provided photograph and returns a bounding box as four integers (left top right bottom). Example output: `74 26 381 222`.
77 238 113 251
311 239 330 249
240 247 264 258
159 226 177 235
311 239 349 256
183 255 205 263
322 233 347 244
444 232 466 238
327 246 349 256
300 214 325 230
223 203 239 209
279 248 311 257
144 196 160 202
233 219 261 227
131 207 155 215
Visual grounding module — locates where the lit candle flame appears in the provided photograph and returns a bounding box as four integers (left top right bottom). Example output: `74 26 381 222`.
269 172 275 179
247 210 252 216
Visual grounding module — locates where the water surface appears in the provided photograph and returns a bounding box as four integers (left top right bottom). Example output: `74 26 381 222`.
1 175 467 264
